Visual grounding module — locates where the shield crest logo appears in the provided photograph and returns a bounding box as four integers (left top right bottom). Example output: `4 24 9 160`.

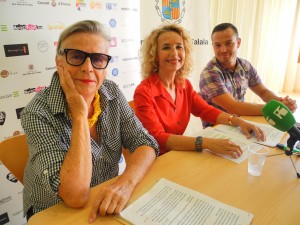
155 0 185 23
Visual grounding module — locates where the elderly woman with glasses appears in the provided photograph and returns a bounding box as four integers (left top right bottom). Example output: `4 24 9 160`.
20 20 159 222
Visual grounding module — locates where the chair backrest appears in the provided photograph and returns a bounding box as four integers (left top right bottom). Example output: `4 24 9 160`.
0 134 29 184
128 100 134 111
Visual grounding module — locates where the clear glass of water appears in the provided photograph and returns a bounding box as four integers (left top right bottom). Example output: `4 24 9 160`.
248 145 270 176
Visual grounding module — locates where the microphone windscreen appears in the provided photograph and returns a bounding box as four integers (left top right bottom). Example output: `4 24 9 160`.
262 100 296 132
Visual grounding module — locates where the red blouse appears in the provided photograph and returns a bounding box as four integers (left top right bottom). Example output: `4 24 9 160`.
134 73 222 155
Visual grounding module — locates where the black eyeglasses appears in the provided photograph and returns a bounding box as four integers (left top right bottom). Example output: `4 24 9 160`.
58 48 111 69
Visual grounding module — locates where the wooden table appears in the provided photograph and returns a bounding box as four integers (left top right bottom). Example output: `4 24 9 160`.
29 116 300 225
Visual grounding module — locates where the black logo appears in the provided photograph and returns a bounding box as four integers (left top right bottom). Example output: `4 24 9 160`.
7 173 18 183
0 212 10 224
4 44 29 57
0 111 6 125
16 107 24 119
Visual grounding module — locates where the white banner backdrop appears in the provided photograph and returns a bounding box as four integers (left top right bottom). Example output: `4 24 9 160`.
0 0 211 140
0 162 26 225
140 0 211 135
140 0 212 89
0 0 141 141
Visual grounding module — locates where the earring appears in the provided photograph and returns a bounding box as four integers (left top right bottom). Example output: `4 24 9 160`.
153 63 158 72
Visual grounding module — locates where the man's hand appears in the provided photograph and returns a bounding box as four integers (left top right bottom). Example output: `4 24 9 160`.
280 96 297 113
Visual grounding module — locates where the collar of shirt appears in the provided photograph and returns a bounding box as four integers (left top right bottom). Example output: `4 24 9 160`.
47 72 119 117
147 73 184 98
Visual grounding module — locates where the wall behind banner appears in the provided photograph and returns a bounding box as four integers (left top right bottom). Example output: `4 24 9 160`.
0 0 141 141
140 0 211 135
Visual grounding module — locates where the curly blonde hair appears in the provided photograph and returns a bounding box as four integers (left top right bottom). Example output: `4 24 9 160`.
140 24 193 84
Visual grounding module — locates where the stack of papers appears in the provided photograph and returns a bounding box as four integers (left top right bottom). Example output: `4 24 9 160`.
119 178 253 225
197 120 286 164
214 120 286 147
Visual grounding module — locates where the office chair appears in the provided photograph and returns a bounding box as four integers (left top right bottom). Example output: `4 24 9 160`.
0 134 29 184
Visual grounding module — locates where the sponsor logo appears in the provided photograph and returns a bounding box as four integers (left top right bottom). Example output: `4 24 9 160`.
155 0 185 23
16 107 24 119
7 173 18 183
109 19 117 28
11 1 33 6
4 44 29 57
123 82 135 89
35 86 47 92
120 7 138 12
0 196 12 206
76 0 86 10
24 88 35 94
0 70 9 78
110 56 119 63
122 57 138 61
13 131 22 136
90 0 102 9
45 66 56 70
106 2 117 10
0 212 9 224
13 91 19 97
38 40 49 52
52 0 56 7
0 111 6 125
37 1 50 5
112 68 119 76
22 64 42 75
0 70 18 77
13 24 43 30
57 1 71 6
0 92 19 100
48 22 65 30
110 37 117 47
13 210 23 217
0 25 8 31
121 38 135 43
24 86 47 94
192 38 208 45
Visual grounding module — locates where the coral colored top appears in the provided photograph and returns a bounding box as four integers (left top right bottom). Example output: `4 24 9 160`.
134 73 222 155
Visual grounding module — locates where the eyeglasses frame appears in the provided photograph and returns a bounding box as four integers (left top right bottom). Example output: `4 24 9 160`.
58 48 112 69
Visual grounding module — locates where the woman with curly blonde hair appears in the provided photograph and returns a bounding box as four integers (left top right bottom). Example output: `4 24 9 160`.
134 23 265 156
140 24 193 83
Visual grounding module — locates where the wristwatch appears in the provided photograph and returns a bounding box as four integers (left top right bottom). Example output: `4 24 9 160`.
195 136 203 152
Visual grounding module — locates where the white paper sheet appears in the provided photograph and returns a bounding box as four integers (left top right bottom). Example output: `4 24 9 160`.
119 178 253 225
214 120 285 147
199 127 257 163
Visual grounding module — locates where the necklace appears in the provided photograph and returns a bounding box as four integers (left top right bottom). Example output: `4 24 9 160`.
88 91 101 127
68 92 101 128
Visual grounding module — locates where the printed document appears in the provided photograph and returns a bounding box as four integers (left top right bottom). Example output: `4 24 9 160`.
214 120 286 147
119 178 253 225
198 127 257 164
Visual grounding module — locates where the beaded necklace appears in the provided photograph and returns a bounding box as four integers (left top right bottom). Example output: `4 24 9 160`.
68 92 101 128
87 91 101 127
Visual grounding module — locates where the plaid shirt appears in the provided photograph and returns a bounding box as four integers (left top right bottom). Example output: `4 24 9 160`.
199 57 262 127
21 72 159 216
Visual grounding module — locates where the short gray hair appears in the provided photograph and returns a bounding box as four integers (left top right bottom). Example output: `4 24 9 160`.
56 20 111 53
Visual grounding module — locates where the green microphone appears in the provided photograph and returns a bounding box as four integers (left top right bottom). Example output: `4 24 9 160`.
262 99 296 132
263 100 300 178
262 99 300 157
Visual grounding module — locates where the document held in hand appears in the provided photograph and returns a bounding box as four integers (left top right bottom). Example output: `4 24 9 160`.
119 178 253 225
